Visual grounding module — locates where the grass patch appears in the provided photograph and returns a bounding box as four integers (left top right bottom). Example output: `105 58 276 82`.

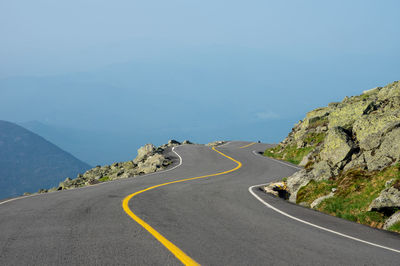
264 145 313 165
264 132 325 165
308 117 328 129
303 132 326 146
296 180 336 204
310 166 400 229
388 222 400 233
99 176 110 182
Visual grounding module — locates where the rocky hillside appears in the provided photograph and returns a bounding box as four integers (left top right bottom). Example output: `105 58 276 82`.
0 120 91 199
38 140 192 193
264 81 400 232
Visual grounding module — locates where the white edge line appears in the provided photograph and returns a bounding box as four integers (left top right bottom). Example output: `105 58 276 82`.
0 146 184 206
248 183 400 254
252 150 302 170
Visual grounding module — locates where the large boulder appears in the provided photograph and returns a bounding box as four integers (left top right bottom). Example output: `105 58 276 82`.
207 141 226 147
368 187 400 212
137 153 166 174
353 113 400 151
328 100 374 130
377 81 400 101
168 139 181 146
319 127 355 166
134 144 156 163
286 169 314 203
364 128 400 171
311 161 333 180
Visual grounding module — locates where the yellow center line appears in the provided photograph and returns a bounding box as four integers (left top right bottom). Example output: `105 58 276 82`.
239 142 256 149
122 146 242 266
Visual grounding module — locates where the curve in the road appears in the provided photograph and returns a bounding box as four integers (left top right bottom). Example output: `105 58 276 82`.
239 142 256 149
249 149 400 254
122 146 242 266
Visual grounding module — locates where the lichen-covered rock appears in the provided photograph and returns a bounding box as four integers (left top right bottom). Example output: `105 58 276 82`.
377 81 400 100
368 187 400 212
137 153 166 174
168 139 181 146
364 128 400 171
134 143 156 163
383 211 400 230
353 114 400 151
343 153 366 171
328 100 374 130
286 169 314 203
207 141 226 147
311 161 333 180
52 141 188 191
263 80 400 218
319 127 355 166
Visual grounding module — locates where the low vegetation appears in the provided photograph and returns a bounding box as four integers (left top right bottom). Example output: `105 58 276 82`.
264 145 312 165
264 131 325 165
388 222 400 232
98 176 110 182
298 165 400 231
297 180 335 204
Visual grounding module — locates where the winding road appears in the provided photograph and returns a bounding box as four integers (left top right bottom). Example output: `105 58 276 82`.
1 141 400 265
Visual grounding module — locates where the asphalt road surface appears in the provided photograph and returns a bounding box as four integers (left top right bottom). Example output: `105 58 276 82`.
1 141 400 265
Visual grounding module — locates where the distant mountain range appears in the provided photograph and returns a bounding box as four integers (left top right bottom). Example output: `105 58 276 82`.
0 120 91 199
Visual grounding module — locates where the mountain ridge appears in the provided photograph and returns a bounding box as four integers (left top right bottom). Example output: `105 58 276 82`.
0 120 91 199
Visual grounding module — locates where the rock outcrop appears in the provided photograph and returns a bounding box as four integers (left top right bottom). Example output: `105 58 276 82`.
207 141 226 147
42 140 189 192
368 186 400 213
267 81 400 203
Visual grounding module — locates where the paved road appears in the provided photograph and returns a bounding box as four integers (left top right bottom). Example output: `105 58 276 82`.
1 141 400 265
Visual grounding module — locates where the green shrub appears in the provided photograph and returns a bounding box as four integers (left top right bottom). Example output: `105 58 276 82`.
99 176 110 182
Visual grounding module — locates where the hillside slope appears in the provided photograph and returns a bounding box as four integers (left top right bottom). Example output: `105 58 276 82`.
0 120 91 199
264 81 400 231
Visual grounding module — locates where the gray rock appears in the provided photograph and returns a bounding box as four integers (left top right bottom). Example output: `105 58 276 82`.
86 179 99 185
386 179 395 187
168 139 181 146
364 151 393 171
320 127 355 166
134 143 156 163
311 161 333 180
310 192 334 208
365 128 400 171
343 154 366 172
182 140 193 144
383 211 400 229
286 169 314 203
368 187 400 211
298 151 312 167
206 141 226 147
137 153 165 174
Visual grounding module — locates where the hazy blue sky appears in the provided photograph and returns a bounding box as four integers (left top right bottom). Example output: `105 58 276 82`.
1 0 400 165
